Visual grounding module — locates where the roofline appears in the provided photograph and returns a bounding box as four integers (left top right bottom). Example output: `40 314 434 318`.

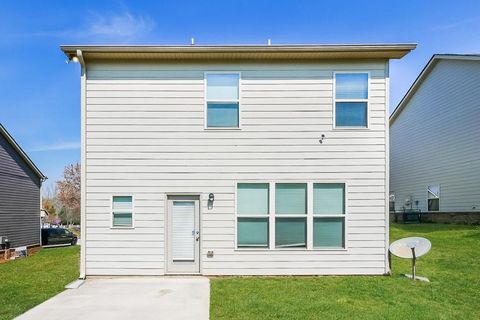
61 43 416 61
0 124 47 181
390 54 480 125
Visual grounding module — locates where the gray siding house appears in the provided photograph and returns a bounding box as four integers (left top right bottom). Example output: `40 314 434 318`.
390 55 480 213
0 124 46 249
62 44 414 277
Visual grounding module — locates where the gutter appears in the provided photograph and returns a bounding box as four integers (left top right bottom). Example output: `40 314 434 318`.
69 50 87 280
0 124 47 181
61 43 417 61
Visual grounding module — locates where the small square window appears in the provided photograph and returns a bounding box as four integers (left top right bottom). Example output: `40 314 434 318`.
237 183 269 215
313 218 344 248
335 73 368 99
275 217 306 248
207 103 239 127
275 183 307 215
313 183 345 215
335 102 367 127
237 217 268 247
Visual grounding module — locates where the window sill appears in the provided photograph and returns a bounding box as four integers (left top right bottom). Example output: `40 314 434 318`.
234 248 347 252
110 226 135 229
204 127 242 131
332 127 370 131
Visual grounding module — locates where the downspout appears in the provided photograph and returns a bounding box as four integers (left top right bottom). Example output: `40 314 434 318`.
384 60 391 275
72 49 87 279
39 177 47 245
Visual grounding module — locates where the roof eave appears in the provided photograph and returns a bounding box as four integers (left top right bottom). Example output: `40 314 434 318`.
60 44 416 61
0 124 47 181
390 53 480 125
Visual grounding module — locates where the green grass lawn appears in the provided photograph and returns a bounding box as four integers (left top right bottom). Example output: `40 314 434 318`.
0 245 79 320
211 223 480 320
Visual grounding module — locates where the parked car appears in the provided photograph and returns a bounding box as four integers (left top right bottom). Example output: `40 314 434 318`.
41 228 77 246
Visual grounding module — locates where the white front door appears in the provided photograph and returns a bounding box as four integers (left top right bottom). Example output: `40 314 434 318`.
166 196 200 274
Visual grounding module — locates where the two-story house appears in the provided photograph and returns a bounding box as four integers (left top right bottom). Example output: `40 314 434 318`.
61 44 415 277
0 123 46 257
390 54 480 222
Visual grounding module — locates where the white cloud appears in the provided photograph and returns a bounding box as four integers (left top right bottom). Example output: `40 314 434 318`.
83 11 156 42
8 10 156 43
430 17 479 32
30 141 80 152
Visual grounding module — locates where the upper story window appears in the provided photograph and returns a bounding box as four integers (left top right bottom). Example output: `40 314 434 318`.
335 73 369 128
427 185 440 211
206 73 240 128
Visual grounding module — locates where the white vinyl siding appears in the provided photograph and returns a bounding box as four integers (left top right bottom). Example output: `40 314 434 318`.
390 59 480 213
84 60 389 276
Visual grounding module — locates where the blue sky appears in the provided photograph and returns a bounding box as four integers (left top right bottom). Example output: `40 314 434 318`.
1 0 479 192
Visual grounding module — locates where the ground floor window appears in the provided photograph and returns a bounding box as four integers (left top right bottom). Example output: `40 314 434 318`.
112 196 133 228
427 185 440 211
313 183 345 248
236 182 346 249
236 183 269 248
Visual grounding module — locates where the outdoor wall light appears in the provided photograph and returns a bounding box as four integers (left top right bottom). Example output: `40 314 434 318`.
208 193 215 210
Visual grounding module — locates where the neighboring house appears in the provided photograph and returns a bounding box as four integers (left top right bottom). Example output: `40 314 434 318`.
390 55 480 214
61 43 415 277
0 124 46 250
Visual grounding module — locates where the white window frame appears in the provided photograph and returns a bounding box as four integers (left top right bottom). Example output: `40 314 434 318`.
234 181 348 251
274 182 309 249
235 182 270 248
426 184 440 212
312 182 347 249
110 195 135 229
333 71 370 130
204 72 242 130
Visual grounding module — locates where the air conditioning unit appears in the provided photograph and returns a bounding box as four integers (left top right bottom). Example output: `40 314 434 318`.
404 196 412 209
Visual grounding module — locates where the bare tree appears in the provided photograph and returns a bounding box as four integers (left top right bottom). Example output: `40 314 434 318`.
56 163 81 225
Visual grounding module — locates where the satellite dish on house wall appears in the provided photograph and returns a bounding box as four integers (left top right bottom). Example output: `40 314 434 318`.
389 237 431 282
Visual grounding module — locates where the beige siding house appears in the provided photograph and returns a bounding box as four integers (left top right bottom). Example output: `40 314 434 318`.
390 54 480 213
62 44 414 277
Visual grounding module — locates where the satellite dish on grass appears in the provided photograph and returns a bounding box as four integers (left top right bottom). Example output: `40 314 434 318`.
389 237 431 282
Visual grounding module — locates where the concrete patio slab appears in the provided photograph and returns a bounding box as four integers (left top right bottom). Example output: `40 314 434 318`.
16 277 210 320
